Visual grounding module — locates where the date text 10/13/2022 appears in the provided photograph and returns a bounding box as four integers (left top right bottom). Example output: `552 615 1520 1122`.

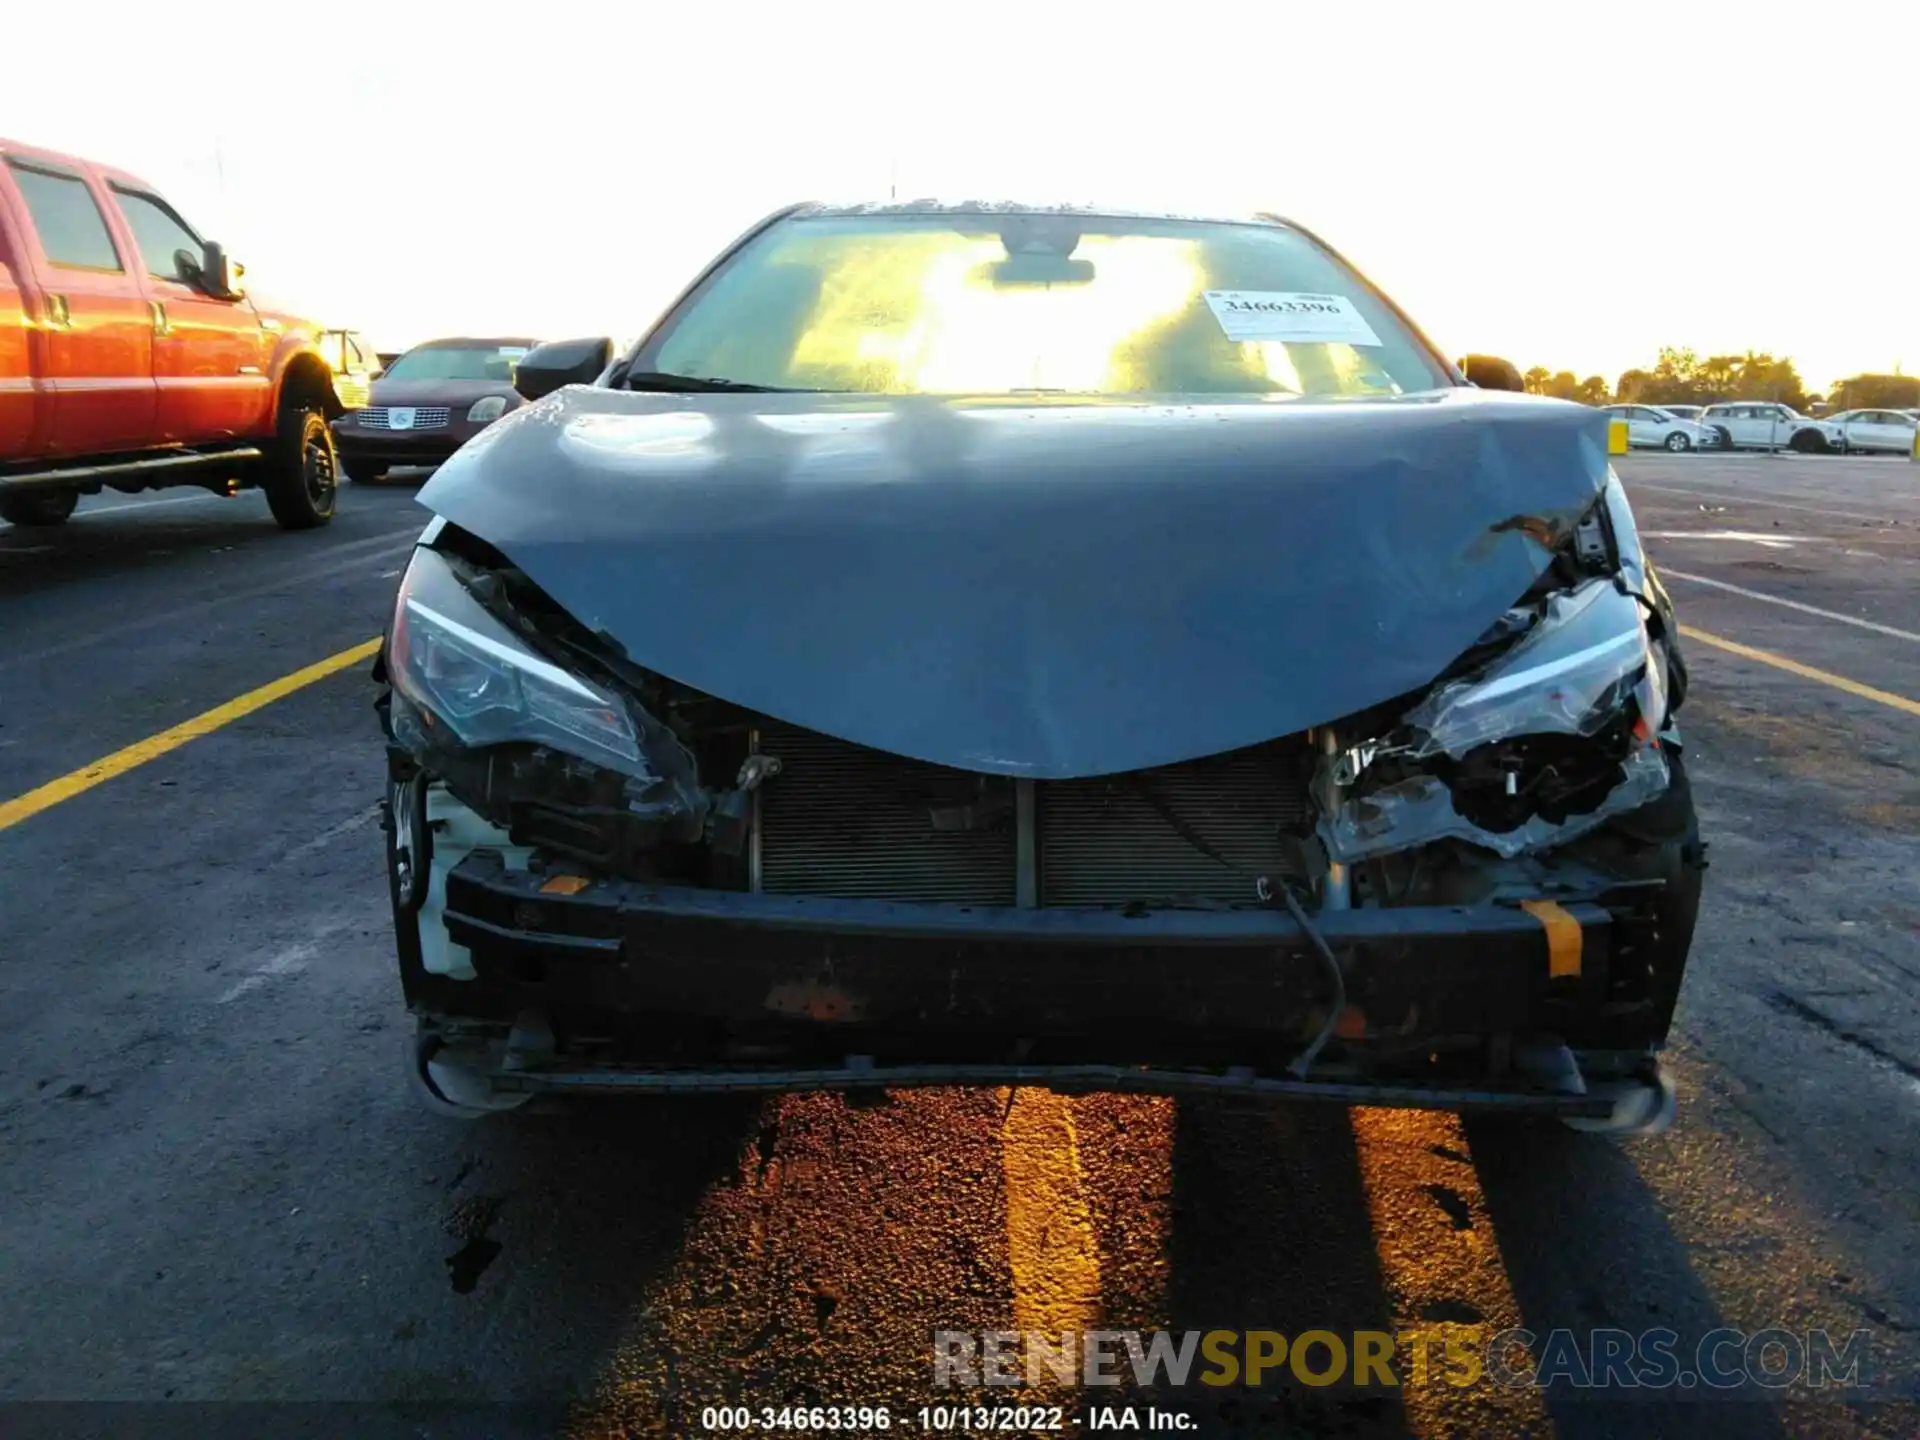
698 1405 1195 1432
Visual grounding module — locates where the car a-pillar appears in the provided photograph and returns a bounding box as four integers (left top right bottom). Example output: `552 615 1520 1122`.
259 354 341 530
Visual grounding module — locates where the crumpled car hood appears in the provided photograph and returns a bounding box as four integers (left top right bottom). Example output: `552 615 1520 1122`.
416 387 1611 779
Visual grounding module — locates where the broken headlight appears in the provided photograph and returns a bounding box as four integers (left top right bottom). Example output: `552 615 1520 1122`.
386 546 650 778
1402 577 1666 760
1320 574 1674 866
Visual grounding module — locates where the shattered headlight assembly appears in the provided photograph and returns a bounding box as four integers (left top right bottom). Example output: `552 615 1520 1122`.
386 546 649 777
1402 577 1668 760
1321 579 1675 865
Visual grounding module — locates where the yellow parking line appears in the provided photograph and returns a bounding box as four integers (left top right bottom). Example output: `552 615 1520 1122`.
999 1088 1102 1358
1680 625 1920 718
0 637 382 835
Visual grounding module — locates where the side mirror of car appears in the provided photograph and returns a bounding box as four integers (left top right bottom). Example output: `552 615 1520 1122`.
194 241 243 299
1459 355 1526 392
514 337 614 401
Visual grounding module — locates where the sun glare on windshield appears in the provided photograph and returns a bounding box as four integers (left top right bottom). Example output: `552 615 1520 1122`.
648 215 1445 399
825 235 1203 394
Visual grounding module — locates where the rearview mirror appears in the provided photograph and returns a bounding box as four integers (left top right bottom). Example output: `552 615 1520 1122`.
987 254 1097 287
513 337 614 401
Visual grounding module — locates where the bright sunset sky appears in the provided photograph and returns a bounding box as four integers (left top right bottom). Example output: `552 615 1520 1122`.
5 1 1912 392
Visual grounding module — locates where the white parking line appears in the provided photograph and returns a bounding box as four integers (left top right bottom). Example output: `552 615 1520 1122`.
0 492 227 533
0 530 417 672
215 941 317 1004
83 490 236 512
1643 530 1815 550
1661 569 1920 644
276 803 383 865
1628 481 1906 529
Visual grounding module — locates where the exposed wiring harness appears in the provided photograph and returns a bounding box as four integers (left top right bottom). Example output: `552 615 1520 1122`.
1257 875 1348 1079
1125 774 1350 1080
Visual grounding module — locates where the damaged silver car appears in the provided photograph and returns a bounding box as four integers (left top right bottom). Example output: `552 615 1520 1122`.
373 202 1705 1134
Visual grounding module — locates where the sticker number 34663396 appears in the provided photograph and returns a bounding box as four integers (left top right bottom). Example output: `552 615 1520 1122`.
1203 291 1383 348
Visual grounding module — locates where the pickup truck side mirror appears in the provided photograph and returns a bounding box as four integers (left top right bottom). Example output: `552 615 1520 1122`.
196 241 243 300
514 337 614 401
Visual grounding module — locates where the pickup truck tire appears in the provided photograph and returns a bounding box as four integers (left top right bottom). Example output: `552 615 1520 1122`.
0 489 80 527
261 405 339 530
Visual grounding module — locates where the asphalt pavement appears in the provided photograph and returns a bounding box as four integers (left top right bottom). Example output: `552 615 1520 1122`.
2 455 1917 1439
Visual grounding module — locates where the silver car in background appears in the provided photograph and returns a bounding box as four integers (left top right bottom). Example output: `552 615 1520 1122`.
1599 404 1717 451
1828 409 1918 455
1699 402 1846 454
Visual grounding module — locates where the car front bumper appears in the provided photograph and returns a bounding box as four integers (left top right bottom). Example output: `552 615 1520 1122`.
397 848 1688 1116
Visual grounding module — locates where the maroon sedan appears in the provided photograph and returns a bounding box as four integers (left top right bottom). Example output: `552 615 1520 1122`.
333 336 539 482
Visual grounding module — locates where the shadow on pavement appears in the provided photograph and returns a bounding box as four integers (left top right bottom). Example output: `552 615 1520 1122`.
1154 1099 1409 1437
413 1093 763 1418
0 491 420 600
1467 1117 1789 1440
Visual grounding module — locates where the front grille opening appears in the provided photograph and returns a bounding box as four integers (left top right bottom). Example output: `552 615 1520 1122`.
357 406 451 430
753 720 1309 908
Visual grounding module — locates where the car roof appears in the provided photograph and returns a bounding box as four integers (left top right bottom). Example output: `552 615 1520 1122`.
0 135 157 193
787 199 1303 228
410 336 541 350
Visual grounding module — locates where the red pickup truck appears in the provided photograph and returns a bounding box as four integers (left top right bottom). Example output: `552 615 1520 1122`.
0 138 341 529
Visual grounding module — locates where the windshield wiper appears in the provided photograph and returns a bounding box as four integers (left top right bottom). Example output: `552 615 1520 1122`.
622 370 805 394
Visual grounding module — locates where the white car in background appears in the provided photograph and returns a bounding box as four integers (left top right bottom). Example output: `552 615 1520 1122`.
1699 402 1846 454
1656 403 1706 423
1829 409 1918 454
1599 404 1717 451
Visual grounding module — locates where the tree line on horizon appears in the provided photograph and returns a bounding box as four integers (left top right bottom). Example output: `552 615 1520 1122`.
1456 348 1918 413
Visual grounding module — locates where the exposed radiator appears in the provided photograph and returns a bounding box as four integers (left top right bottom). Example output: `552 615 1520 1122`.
1039 746 1311 907
752 719 1309 908
753 721 1018 904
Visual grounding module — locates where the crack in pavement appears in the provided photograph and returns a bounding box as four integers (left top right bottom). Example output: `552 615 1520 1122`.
1764 989 1920 1089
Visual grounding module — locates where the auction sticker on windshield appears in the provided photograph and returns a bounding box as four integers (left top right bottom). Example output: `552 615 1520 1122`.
1204 291 1382 347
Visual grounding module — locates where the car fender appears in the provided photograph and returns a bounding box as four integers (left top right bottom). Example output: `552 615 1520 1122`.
265 326 344 422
